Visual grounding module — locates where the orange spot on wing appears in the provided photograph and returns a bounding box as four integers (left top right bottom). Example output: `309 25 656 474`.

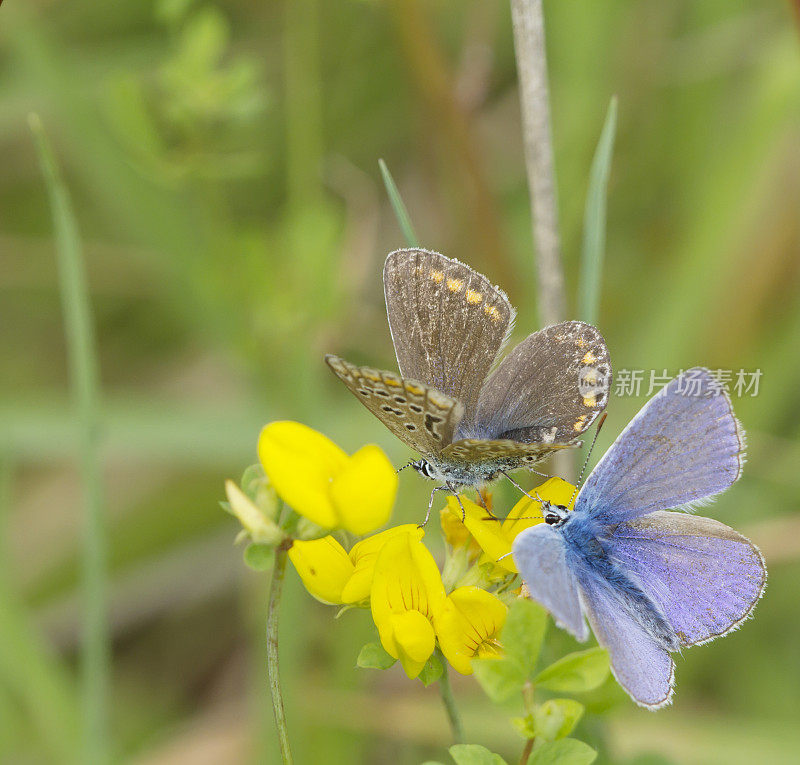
483 305 502 321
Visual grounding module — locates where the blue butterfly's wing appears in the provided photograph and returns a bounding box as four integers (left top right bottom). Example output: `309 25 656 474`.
578 569 676 709
609 511 766 647
511 524 588 641
576 368 744 524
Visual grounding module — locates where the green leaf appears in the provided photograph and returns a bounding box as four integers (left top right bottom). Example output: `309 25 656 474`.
529 738 597 765
510 714 536 739
533 698 585 742
418 653 444 687
534 648 610 693
501 598 548 678
356 642 396 670
449 743 509 765
243 543 274 571
578 95 618 326
378 158 419 246
472 656 526 703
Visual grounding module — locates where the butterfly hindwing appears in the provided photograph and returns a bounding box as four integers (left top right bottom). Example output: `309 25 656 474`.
609 511 766 647
384 248 515 422
440 437 576 469
578 569 676 709
324 354 464 456
576 367 744 524
511 524 587 641
465 321 611 442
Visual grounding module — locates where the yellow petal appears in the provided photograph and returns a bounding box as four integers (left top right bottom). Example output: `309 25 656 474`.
370 533 446 658
382 611 436 678
502 477 577 539
288 536 354 604
440 505 472 548
258 421 348 528
436 586 508 675
224 480 283 545
330 444 398 535
341 524 422 604
447 495 517 573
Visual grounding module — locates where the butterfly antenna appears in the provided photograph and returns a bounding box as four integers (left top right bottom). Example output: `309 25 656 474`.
568 413 607 507
396 460 414 474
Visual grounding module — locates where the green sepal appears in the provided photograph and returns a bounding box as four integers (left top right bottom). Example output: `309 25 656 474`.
418 653 444 687
243 543 274 571
356 641 396 670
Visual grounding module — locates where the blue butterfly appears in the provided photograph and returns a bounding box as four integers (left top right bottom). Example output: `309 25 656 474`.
512 367 766 708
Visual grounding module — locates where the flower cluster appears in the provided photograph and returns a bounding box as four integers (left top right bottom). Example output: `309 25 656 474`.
225 420 577 679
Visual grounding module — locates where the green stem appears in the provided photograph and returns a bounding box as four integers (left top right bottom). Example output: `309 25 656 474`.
437 651 464 745
30 114 109 765
518 738 535 765
519 680 536 764
267 541 293 764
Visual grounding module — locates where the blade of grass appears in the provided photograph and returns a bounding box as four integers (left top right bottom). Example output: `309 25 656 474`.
29 114 109 765
379 158 419 247
578 96 618 325
0 458 81 761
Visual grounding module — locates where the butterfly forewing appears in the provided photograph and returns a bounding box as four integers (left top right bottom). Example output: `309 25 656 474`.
465 321 611 442
384 249 515 421
325 354 464 456
576 367 744 525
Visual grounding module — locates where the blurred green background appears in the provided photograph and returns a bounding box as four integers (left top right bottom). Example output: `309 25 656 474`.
1 0 799 763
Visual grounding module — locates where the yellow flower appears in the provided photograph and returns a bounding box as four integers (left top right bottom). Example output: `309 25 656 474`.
224 479 284 545
289 535 354 604
370 532 446 678
342 525 423 603
289 524 423 605
258 421 398 535
446 478 576 574
436 586 508 674
440 505 483 562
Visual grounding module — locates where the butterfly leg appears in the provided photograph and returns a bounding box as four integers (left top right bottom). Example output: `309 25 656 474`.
420 485 450 529
446 482 468 522
475 488 500 521
500 470 540 502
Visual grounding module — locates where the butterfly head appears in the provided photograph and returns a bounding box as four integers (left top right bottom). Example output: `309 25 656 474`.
539 498 569 526
411 459 437 480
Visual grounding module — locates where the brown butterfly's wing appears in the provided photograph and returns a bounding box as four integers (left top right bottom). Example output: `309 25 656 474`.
466 320 612 443
383 248 515 423
325 354 464 456
440 437 578 468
